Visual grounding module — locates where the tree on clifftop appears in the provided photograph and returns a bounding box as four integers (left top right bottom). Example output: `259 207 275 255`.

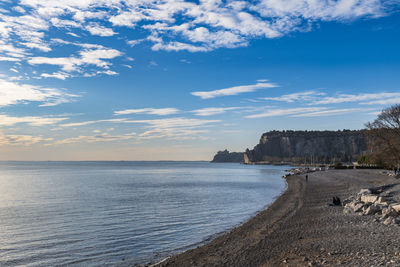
366 104 400 169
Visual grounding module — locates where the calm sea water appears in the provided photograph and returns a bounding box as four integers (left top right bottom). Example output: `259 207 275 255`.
0 161 287 266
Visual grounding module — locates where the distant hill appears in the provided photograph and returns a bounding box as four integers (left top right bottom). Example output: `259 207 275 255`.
244 130 368 164
211 150 244 163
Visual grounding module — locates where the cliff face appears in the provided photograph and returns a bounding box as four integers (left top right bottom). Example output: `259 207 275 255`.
211 150 244 163
245 130 368 164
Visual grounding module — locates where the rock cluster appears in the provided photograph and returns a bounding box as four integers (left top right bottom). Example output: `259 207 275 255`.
343 187 400 226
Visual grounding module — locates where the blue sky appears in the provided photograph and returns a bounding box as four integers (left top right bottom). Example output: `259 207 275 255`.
0 0 399 160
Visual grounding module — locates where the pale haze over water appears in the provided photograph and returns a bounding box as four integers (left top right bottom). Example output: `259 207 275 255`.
0 161 286 266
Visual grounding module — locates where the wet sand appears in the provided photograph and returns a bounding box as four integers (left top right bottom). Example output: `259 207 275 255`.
155 169 400 266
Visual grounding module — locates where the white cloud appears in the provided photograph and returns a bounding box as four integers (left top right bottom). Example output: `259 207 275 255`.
0 78 77 107
0 0 390 85
28 47 122 72
85 23 116 37
191 107 240 116
0 114 68 126
40 72 70 80
126 39 143 47
0 56 20 61
114 108 180 116
192 82 278 99
152 41 210 52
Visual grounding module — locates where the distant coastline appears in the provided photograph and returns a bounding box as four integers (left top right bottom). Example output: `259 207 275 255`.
212 129 368 165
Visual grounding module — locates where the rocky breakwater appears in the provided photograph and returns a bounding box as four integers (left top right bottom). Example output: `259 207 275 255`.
343 186 400 226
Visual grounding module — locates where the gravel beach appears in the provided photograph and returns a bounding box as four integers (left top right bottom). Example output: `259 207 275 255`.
155 169 400 267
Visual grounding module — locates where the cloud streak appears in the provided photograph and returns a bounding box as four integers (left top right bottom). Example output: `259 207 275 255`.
114 108 180 116
191 107 240 116
192 82 278 99
0 78 77 107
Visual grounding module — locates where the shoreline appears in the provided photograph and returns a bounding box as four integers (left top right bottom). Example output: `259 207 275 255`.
153 169 400 266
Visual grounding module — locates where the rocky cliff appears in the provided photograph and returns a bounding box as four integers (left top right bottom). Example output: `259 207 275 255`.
245 130 368 164
211 150 245 163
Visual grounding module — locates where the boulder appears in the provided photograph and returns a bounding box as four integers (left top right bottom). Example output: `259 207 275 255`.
382 207 398 217
390 204 400 213
353 203 364 212
383 217 396 225
360 194 379 204
363 205 381 215
375 196 390 205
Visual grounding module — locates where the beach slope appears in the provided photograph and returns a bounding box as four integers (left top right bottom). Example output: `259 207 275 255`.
157 169 400 266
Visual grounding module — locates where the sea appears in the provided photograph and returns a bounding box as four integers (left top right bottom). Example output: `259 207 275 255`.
0 161 288 266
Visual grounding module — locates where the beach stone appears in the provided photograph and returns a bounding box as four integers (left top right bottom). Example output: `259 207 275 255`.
353 203 364 212
343 207 352 214
383 217 396 225
375 196 390 205
364 205 381 215
361 194 379 204
391 204 400 213
382 207 398 217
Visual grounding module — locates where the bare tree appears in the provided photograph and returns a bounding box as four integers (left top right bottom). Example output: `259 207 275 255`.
366 104 400 169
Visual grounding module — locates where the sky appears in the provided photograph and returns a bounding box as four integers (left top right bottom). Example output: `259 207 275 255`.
0 0 399 161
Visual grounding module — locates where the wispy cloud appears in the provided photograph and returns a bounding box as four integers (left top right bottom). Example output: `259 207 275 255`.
0 114 68 126
130 118 219 140
311 92 400 105
192 82 278 99
246 106 378 118
0 78 77 107
60 116 219 141
28 47 122 73
0 132 52 146
292 108 376 117
114 108 180 116
262 91 326 103
85 23 116 37
246 107 326 118
61 119 127 127
260 91 400 106
191 107 240 116
51 132 136 145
